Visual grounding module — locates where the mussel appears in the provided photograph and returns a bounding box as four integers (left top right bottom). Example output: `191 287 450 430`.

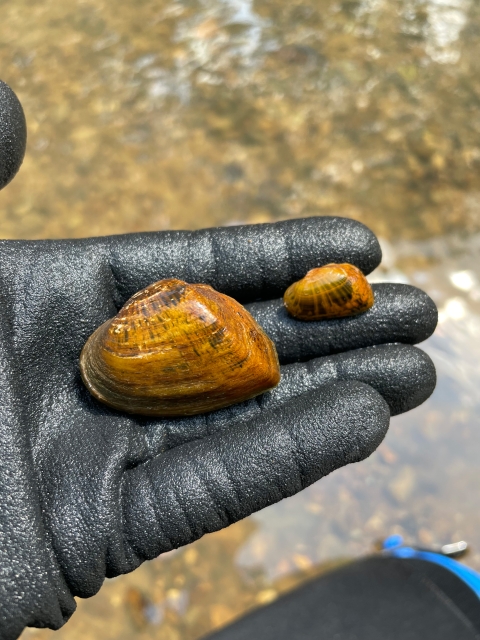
283 263 374 321
80 279 280 417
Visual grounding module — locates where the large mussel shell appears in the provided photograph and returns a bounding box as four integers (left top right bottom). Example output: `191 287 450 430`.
80 279 280 416
283 263 374 321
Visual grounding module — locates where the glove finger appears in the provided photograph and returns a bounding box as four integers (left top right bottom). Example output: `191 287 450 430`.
246 283 437 364
122 381 389 566
106 217 381 303
268 344 436 418
146 343 434 454
0 80 26 190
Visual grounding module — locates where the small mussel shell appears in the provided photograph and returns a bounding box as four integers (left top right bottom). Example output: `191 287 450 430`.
283 263 374 321
80 279 280 417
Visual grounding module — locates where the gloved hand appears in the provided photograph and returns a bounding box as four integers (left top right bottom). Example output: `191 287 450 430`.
0 83 437 640
0 218 437 639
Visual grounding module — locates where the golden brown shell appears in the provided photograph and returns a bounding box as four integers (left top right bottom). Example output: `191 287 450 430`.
283 263 374 321
80 279 280 417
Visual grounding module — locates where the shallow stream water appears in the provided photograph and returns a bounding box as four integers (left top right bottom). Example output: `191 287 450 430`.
1 0 478 638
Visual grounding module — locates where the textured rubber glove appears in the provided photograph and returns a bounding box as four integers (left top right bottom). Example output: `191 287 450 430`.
0 83 437 639
0 80 26 189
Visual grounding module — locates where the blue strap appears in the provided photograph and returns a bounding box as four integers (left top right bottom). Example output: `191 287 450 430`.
382 535 480 598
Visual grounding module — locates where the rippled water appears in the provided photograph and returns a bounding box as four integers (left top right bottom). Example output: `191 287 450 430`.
3 0 478 638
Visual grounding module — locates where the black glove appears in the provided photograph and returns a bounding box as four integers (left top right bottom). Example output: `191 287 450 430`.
0 80 26 190
0 218 436 639
0 83 437 639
